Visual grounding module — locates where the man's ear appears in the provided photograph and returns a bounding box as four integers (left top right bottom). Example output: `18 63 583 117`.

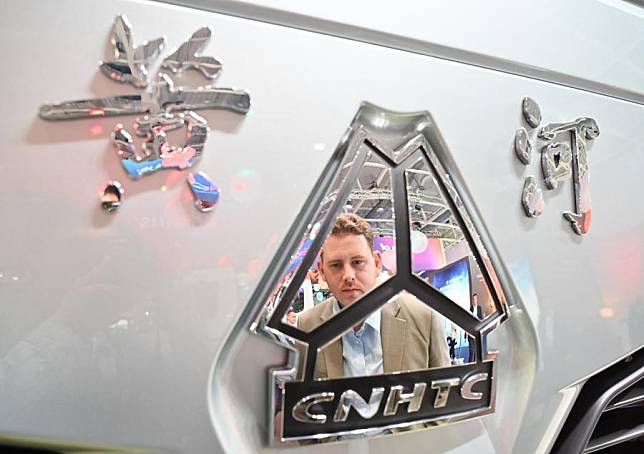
316 258 326 282
373 250 382 273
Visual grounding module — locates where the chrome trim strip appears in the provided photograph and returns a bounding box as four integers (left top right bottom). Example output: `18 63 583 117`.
551 347 644 454
584 424 644 453
605 387 644 411
158 0 644 106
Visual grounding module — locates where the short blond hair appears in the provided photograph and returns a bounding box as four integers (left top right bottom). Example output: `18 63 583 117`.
329 213 374 250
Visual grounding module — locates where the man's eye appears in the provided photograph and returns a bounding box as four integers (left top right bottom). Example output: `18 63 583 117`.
353 260 365 266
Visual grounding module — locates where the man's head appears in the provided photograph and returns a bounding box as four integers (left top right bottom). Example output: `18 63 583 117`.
472 293 479 306
286 308 297 325
317 213 382 308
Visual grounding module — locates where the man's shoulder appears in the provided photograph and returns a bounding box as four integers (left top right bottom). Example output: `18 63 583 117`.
297 299 333 331
394 292 433 315
387 292 437 326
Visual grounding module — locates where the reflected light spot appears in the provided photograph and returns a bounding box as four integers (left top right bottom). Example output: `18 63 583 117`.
233 181 247 193
372 114 389 128
230 169 260 203
161 185 168 192
249 259 260 277
267 233 279 248
90 124 104 136
89 109 104 117
11 276 19 281
599 307 614 318
109 319 129 329
163 170 185 186
313 143 326 152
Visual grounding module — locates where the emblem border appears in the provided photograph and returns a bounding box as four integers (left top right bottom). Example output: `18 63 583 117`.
248 102 512 444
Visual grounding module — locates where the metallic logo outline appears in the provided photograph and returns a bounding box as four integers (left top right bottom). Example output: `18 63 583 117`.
250 102 511 445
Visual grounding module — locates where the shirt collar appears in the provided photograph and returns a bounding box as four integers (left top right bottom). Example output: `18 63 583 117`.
332 299 381 333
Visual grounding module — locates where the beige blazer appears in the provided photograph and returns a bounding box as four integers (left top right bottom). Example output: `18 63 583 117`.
297 293 451 379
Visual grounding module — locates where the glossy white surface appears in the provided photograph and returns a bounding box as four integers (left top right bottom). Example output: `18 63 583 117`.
164 0 644 104
0 0 643 453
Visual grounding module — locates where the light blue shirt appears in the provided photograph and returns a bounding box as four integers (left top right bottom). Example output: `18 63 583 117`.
333 301 384 377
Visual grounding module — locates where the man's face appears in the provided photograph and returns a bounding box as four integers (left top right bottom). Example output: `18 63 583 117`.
318 233 382 308
286 311 297 325
472 294 478 306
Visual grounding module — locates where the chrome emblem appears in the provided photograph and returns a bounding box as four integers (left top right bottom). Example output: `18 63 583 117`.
521 176 545 218
250 103 510 445
514 98 599 235
99 15 165 88
38 15 250 209
162 27 223 79
101 181 124 213
187 171 220 212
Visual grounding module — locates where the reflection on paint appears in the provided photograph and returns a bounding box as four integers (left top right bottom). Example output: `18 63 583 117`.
90 124 104 136
230 169 260 202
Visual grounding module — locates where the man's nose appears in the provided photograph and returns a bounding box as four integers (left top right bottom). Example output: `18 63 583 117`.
342 265 356 282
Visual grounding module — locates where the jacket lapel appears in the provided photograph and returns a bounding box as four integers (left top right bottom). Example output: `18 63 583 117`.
319 298 344 379
381 299 407 373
